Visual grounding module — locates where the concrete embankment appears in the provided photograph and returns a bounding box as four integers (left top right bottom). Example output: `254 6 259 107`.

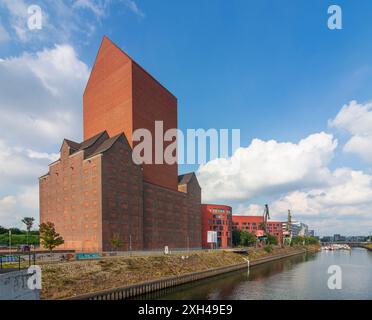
39 245 319 300
67 248 311 300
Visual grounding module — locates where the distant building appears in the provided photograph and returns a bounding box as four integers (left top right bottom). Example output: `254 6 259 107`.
333 234 346 242
232 216 283 244
346 236 366 243
201 205 232 248
282 221 309 237
321 236 332 243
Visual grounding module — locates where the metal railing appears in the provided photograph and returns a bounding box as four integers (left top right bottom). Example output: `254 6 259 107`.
0 252 36 271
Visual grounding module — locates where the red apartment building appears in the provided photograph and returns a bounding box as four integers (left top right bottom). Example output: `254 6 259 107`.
201 204 233 248
232 216 283 244
39 36 202 252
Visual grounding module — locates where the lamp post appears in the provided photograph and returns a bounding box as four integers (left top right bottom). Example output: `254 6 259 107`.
129 234 132 256
9 229 12 255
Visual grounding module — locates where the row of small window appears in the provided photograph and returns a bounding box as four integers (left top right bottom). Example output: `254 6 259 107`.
215 232 230 237
210 208 232 214
208 219 231 225
239 222 257 226
210 226 225 231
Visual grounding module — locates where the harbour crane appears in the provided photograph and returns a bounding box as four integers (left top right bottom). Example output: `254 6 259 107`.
262 204 270 233
283 209 292 246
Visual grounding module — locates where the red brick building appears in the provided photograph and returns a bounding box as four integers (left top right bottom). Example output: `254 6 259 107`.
201 204 232 248
39 37 201 252
232 216 283 244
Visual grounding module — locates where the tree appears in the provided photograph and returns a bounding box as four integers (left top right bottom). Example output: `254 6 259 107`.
240 231 256 247
39 222 64 253
22 217 35 245
232 229 241 247
0 226 7 234
266 233 278 245
258 222 265 231
110 233 123 251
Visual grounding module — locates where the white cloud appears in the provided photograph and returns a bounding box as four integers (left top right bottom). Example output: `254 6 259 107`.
123 0 145 18
272 168 372 217
0 0 144 44
0 22 10 42
198 132 337 203
18 185 39 210
235 204 263 216
0 45 89 227
0 44 89 148
0 0 30 41
26 150 59 162
0 195 16 208
329 100 372 163
73 0 111 18
236 168 372 235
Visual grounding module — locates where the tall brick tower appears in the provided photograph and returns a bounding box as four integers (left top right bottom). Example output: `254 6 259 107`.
84 36 178 190
40 37 202 252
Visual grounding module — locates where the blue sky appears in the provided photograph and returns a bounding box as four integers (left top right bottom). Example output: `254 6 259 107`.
1 0 372 236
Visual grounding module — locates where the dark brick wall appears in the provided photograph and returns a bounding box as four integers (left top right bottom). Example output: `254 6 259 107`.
132 62 178 191
83 36 178 191
39 143 103 252
143 178 201 250
101 136 144 251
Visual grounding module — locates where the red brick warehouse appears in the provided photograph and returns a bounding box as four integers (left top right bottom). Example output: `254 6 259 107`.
201 204 233 248
39 36 202 252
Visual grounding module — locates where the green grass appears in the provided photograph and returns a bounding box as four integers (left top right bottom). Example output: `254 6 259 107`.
0 234 39 246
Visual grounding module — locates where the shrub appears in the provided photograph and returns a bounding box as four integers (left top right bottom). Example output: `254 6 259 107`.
264 245 273 253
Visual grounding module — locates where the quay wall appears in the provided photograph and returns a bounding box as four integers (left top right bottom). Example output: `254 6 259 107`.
67 249 308 300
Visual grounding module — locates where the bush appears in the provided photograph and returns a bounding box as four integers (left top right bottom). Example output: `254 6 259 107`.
264 245 273 253
240 231 256 247
266 234 278 245
291 236 319 246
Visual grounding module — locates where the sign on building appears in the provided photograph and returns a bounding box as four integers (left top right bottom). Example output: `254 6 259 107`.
207 231 218 243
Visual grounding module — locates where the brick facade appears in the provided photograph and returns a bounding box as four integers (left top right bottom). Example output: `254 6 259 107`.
39 36 202 252
83 36 178 191
232 215 283 244
201 204 232 249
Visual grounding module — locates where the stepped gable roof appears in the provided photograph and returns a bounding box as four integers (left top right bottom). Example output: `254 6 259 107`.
61 131 123 159
79 131 107 150
90 134 123 157
64 139 81 151
178 172 196 185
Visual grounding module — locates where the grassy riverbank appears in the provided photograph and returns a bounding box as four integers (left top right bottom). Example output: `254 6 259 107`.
41 245 319 300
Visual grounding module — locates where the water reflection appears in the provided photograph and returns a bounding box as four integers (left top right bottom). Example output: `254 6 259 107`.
135 248 372 300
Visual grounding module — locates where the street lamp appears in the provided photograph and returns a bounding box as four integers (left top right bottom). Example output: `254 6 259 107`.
8 229 12 255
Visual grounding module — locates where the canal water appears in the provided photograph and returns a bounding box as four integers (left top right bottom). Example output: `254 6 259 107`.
138 248 372 300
